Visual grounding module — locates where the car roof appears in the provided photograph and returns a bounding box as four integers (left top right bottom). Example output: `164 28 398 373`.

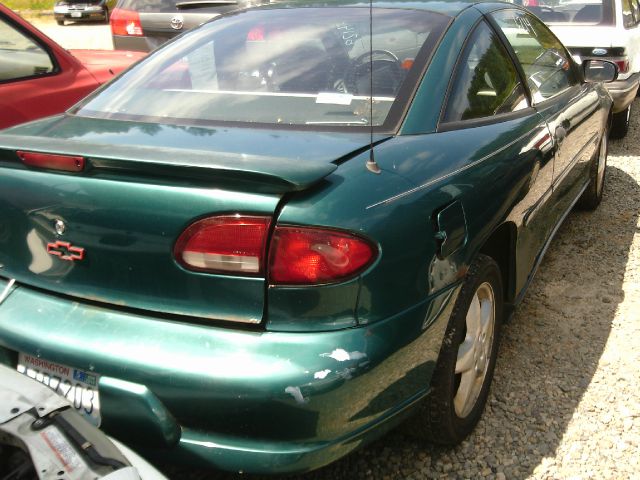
263 0 517 18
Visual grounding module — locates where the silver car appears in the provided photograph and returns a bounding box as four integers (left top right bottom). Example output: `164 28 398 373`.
110 0 264 51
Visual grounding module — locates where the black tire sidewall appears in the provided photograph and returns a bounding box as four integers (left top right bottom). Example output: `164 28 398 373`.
577 126 608 210
438 255 504 441
610 105 630 139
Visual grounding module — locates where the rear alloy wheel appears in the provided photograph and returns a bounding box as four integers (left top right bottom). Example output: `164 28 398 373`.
610 104 630 139
408 254 503 444
577 126 608 210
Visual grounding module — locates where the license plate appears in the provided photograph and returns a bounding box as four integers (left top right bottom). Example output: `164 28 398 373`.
17 353 101 427
71 11 82 17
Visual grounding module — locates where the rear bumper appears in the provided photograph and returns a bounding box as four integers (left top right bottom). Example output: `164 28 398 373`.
605 73 640 113
0 277 458 474
55 11 106 21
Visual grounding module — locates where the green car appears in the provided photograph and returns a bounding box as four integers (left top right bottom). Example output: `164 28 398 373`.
0 0 616 474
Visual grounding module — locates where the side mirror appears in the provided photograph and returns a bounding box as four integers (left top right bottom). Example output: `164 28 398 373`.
583 60 618 83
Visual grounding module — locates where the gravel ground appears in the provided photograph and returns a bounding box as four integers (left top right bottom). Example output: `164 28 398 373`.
23 19 640 478
159 106 640 479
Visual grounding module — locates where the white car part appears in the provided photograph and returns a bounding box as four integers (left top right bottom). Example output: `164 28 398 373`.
0 364 167 480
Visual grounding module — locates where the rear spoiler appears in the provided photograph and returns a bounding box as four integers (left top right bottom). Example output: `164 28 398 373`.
0 134 337 193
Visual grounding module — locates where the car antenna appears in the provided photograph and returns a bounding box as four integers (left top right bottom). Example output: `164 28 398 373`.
366 0 381 174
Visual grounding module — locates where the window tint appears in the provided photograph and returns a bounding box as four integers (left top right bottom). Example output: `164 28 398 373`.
633 0 640 24
0 18 54 82
75 8 449 130
117 0 252 13
443 21 527 123
622 0 638 27
117 0 180 12
491 10 577 104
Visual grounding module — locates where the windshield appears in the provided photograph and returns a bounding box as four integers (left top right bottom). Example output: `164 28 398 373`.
517 0 616 25
73 7 449 130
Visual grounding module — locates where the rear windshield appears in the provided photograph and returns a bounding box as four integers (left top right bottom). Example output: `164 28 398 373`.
73 7 449 130
116 0 178 10
517 0 615 25
115 0 245 13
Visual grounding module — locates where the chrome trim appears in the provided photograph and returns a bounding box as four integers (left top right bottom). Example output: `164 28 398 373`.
366 130 533 209
0 279 16 305
55 219 66 236
170 15 184 30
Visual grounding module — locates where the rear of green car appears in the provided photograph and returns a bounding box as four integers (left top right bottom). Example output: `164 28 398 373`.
0 120 457 472
0 6 459 473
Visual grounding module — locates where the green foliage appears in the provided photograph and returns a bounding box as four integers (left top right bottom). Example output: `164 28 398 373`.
4 0 54 11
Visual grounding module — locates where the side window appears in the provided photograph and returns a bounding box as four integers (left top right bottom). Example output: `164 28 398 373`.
633 0 640 24
491 10 577 104
622 0 637 27
443 21 527 123
0 17 55 82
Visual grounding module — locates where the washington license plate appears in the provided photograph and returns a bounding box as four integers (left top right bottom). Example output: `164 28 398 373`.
17 353 101 426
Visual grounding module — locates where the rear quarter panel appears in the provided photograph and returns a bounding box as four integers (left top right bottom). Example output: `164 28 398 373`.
274 111 555 327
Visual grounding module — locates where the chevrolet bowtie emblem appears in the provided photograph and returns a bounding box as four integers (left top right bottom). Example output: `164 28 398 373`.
46 241 85 261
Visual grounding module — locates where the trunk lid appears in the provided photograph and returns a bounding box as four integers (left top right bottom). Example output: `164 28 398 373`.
69 50 147 83
0 115 380 324
548 25 618 50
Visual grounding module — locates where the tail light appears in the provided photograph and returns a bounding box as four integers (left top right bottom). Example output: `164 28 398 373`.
110 8 143 36
269 226 377 285
17 151 84 172
175 216 378 284
615 58 629 74
174 216 271 275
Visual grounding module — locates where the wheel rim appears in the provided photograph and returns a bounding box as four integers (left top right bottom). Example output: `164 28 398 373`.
626 106 631 125
454 282 495 418
596 131 608 196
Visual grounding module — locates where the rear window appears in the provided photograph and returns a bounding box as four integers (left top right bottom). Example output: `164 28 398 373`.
73 7 449 131
116 0 183 12
517 0 615 25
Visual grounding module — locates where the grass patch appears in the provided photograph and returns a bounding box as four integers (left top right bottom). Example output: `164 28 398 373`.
4 0 54 11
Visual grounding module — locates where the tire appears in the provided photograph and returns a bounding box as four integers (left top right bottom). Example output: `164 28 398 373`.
56 19 64 25
408 254 503 445
610 104 630 139
577 125 608 210
103 8 110 23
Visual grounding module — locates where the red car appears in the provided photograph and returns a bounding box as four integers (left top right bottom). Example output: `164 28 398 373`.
0 4 145 129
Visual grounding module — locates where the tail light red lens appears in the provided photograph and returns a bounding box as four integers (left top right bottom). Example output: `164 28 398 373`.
269 227 377 285
615 58 629 74
17 151 84 172
110 8 143 36
175 216 271 275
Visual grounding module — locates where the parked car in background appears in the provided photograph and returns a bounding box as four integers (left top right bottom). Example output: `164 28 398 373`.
110 0 265 51
0 0 617 474
518 0 640 138
54 0 116 25
0 4 145 129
